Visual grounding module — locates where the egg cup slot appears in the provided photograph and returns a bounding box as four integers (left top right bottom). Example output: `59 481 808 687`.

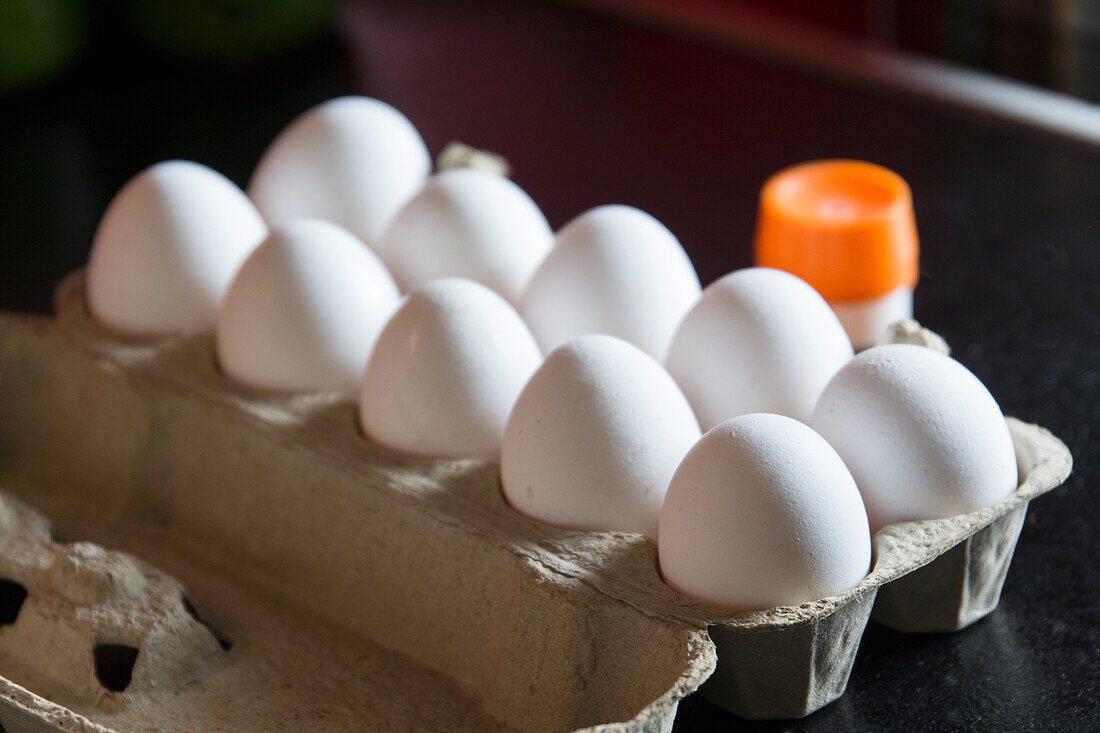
872 503 1027 632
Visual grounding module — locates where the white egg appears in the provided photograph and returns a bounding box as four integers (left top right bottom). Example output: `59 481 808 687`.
658 413 871 609
215 220 399 396
500 334 701 539
86 160 267 336
360 278 542 462
247 96 430 246
519 205 701 360
375 168 552 303
811 344 1018 532
665 267 853 430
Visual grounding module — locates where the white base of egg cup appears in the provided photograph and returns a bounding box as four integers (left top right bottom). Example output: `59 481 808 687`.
830 286 914 350
0 271 1072 728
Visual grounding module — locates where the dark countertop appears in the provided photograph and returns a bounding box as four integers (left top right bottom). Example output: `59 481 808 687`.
0 0 1096 730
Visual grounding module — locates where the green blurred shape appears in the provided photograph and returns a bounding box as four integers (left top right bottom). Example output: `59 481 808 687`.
124 0 343 65
0 0 89 93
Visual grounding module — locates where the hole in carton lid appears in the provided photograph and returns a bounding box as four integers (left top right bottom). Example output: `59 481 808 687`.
182 594 233 651
93 643 139 692
0 579 28 626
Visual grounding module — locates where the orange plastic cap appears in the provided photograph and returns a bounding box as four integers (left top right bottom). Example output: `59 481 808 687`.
753 160 919 302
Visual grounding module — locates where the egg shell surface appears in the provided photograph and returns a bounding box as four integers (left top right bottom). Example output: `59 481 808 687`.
811 343 1018 532
658 413 871 609
665 267 853 430
519 204 702 360
500 334 701 539
247 96 430 246
375 168 553 303
86 160 267 336
360 278 542 462
216 219 400 396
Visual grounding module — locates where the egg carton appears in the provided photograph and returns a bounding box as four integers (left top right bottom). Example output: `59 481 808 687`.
0 272 1072 731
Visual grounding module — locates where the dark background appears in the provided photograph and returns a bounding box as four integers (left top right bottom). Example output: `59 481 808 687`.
1 0 1097 730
